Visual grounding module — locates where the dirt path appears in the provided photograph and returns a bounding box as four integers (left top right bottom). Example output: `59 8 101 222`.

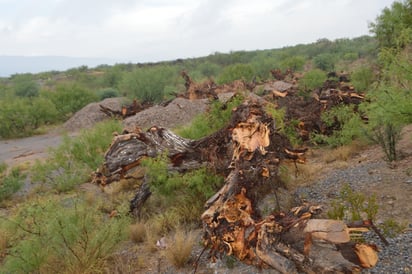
0 131 68 166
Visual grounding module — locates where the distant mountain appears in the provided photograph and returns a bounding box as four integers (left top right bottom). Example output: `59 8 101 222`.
0 56 117 77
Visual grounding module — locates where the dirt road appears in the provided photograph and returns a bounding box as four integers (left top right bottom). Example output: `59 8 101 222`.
0 132 65 166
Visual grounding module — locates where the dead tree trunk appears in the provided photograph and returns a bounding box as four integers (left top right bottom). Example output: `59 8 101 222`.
92 99 377 273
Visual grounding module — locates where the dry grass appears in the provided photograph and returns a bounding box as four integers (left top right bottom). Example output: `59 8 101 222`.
129 222 146 243
144 223 162 253
0 229 8 255
164 228 198 269
104 245 146 274
322 142 365 163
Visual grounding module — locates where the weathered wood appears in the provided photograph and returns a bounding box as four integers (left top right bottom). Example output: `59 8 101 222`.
92 98 377 273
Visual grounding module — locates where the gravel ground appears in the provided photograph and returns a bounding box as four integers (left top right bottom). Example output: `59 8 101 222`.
295 158 412 274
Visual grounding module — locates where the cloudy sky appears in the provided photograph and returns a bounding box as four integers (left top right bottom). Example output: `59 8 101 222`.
0 0 395 63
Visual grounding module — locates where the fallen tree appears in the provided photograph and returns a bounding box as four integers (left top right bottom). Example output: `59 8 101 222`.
100 99 153 118
92 96 378 273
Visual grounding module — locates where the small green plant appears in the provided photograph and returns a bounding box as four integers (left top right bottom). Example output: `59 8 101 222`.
264 104 286 132
225 255 238 269
327 184 379 222
379 219 407 238
367 121 401 162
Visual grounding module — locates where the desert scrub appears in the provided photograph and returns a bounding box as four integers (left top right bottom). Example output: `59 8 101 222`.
311 105 364 147
176 94 244 139
0 165 25 203
1 196 129 274
140 154 224 232
164 228 198 268
32 119 122 192
327 184 378 222
379 219 407 238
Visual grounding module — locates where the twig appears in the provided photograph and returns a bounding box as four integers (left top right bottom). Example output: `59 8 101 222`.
192 244 208 274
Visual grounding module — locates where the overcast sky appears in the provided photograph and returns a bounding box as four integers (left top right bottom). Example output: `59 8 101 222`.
0 0 396 63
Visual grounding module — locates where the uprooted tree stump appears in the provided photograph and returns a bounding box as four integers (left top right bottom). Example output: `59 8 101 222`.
92 96 378 273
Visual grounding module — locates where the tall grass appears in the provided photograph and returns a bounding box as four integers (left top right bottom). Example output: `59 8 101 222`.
164 228 197 268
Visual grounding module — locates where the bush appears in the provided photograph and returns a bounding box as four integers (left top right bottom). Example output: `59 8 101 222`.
197 62 221 78
96 88 120 100
279 55 306 71
32 120 122 192
2 197 129 273
299 69 326 91
368 121 401 162
46 84 98 120
0 96 59 138
141 154 224 230
12 74 39 98
217 64 254 84
120 66 177 103
351 66 375 91
312 105 364 147
0 166 25 203
176 94 244 139
327 184 378 222
313 53 337 71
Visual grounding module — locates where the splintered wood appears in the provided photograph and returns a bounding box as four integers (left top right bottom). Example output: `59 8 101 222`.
92 97 377 273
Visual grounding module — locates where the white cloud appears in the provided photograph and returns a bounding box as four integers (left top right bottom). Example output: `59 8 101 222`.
0 0 396 60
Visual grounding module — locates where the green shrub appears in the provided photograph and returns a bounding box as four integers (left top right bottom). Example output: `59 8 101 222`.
299 69 326 91
197 61 221 78
96 88 120 100
313 53 337 71
12 74 39 98
32 120 122 192
327 184 378 222
279 55 306 71
46 84 98 120
0 96 59 138
177 95 244 139
379 219 407 238
0 166 25 203
312 105 364 147
2 197 129 273
120 66 177 103
217 64 254 84
351 66 375 91
141 154 224 230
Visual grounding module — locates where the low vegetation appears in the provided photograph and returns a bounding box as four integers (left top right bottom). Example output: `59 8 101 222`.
31 119 122 193
0 164 25 204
